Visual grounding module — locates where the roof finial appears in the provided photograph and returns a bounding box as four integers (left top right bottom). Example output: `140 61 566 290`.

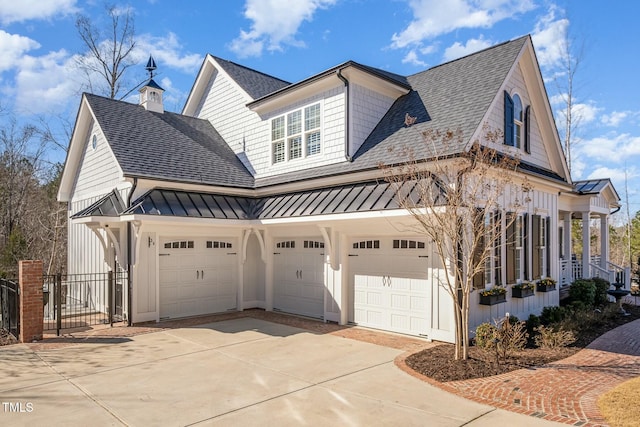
145 55 157 78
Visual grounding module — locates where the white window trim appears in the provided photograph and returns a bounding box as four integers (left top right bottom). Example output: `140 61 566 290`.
270 101 323 165
513 93 523 150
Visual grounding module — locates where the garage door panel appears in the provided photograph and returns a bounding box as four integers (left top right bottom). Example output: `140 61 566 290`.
351 240 433 337
274 239 324 319
390 293 409 310
159 237 237 319
410 295 427 311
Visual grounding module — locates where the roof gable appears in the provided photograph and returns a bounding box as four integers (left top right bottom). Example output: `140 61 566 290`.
254 36 532 187
83 94 254 188
183 55 290 116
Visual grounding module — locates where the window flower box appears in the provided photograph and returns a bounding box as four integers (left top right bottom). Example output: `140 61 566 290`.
512 282 535 298
536 278 557 292
479 287 507 305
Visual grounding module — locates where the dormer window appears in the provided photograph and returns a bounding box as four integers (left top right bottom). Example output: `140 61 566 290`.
272 102 321 164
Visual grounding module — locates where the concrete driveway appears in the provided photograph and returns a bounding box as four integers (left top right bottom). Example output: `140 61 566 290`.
0 318 563 426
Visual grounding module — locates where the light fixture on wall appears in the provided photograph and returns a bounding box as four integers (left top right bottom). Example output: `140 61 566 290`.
148 236 155 247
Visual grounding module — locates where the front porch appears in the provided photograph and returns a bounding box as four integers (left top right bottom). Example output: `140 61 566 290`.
558 179 627 298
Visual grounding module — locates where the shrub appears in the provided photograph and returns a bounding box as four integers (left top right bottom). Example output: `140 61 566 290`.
526 314 541 337
569 279 596 307
540 306 568 325
475 322 498 349
496 316 528 357
591 277 611 306
534 325 576 348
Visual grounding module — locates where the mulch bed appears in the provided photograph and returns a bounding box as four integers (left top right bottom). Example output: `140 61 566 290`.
406 303 640 383
0 329 18 346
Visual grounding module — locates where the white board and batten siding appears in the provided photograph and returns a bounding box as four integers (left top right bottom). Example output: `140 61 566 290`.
68 120 126 275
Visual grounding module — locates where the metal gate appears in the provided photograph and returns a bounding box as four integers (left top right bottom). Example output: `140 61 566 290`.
44 270 128 336
0 278 19 341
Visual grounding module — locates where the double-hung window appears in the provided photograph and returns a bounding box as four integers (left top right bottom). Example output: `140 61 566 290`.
272 102 321 164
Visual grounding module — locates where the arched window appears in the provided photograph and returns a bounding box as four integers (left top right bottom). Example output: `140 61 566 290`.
513 94 523 149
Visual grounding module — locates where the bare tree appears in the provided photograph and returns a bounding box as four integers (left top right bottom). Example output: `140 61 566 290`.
75 4 137 99
554 28 585 174
381 125 530 360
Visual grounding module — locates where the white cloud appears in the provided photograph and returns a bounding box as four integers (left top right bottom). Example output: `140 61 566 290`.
229 0 338 58
0 0 78 24
572 102 600 126
0 30 40 72
601 111 633 127
587 166 637 183
531 5 569 69
401 50 427 67
10 50 81 115
135 32 202 74
391 0 535 49
579 133 640 163
442 37 492 62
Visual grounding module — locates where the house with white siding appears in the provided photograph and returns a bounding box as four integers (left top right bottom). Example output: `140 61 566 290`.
58 35 621 342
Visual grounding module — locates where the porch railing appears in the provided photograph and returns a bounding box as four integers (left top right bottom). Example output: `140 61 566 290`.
558 257 631 289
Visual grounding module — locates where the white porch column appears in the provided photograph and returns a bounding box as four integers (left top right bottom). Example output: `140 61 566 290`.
264 230 274 311
563 213 572 261
582 211 591 278
600 214 609 270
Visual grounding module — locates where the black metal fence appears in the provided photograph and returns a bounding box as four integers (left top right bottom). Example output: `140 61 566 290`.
0 278 19 341
43 270 127 336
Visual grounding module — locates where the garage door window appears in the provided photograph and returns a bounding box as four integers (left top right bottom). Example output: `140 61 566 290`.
206 240 232 249
303 240 324 248
352 240 380 249
276 240 295 249
164 240 194 249
392 239 425 249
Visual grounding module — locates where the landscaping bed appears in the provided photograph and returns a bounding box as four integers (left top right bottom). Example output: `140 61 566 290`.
0 329 18 346
406 303 640 383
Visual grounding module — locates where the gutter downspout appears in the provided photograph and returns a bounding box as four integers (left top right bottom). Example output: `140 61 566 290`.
336 69 352 162
126 177 138 326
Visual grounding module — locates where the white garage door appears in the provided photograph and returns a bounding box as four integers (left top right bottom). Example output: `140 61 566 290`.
273 238 325 318
349 238 432 337
159 237 237 319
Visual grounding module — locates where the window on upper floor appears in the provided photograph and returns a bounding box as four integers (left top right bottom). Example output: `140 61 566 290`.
272 102 321 164
504 91 531 154
513 94 523 149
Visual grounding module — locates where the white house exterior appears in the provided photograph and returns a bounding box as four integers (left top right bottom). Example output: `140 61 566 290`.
58 36 621 343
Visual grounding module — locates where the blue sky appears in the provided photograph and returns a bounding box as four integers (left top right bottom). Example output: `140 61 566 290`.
1 0 638 219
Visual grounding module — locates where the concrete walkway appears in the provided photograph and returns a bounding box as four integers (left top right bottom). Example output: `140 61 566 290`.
0 317 564 426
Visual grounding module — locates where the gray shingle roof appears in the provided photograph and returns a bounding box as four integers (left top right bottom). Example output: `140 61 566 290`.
85 36 541 194
254 36 530 187
85 93 254 188
210 56 290 100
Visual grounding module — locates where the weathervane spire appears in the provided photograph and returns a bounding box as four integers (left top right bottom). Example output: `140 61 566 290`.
145 55 157 78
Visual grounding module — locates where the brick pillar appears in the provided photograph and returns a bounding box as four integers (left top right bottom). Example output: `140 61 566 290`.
19 260 44 342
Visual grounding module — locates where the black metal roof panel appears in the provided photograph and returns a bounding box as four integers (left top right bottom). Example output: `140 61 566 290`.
121 181 430 220
71 189 125 219
85 94 255 188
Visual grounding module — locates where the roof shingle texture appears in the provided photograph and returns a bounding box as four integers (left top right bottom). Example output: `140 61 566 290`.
86 36 533 191
255 36 529 187
86 93 254 188
210 56 290 100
